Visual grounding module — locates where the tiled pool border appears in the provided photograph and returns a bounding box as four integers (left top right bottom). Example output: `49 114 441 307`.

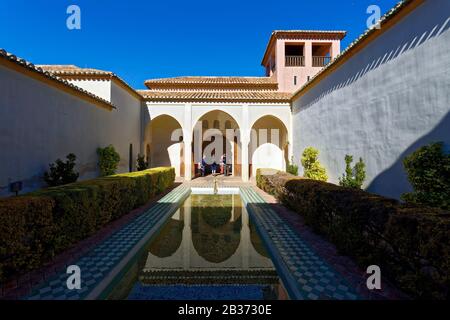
240 187 359 300
87 186 191 299
25 184 359 300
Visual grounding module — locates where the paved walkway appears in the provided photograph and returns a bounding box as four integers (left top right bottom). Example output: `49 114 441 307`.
2 178 405 300
24 185 190 300
250 186 406 300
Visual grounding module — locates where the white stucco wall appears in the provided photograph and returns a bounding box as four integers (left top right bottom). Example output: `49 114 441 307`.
291 0 450 199
68 79 111 101
0 68 142 197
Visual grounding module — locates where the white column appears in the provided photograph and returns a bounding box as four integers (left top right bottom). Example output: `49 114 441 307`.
241 104 249 182
184 103 192 181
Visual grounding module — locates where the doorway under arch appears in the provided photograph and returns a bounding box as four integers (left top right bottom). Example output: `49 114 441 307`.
192 110 241 178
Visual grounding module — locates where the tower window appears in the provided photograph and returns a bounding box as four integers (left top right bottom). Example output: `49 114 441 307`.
294 76 297 85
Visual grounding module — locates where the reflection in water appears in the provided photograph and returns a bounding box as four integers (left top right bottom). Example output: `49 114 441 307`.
107 194 287 300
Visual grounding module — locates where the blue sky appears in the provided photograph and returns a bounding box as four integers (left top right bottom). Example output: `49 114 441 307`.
0 0 398 89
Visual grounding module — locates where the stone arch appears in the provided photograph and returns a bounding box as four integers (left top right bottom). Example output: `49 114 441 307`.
144 114 185 177
249 115 289 177
248 113 289 132
192 108 244 130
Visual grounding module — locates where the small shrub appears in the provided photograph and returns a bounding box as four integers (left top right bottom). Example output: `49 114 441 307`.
301 147 328 181
136 154 149 171
286 157 299 176
256 168 296 199
401 142 450 210
43 153 79 187
97 145 121 177
339 154 366 189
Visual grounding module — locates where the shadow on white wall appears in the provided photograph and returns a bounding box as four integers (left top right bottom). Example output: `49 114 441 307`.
251 143 285 176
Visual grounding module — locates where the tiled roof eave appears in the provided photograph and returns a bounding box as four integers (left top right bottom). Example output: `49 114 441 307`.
143 98 291 103
138 91 292 103
143 76 278 90
144 83 279 90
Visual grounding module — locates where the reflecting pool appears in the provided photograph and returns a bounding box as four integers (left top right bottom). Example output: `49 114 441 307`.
106 193 288 300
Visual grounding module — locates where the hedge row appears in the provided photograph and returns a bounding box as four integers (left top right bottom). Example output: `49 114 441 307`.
256 169 450 299
0 167 175 282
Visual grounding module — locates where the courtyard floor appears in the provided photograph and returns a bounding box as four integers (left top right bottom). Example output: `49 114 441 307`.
1 176 406 300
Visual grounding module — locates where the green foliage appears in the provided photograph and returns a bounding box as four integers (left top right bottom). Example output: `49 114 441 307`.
256 170 450 299
401 142 450 210
286 156 299 176
256 168 296 199
0 167 175 282
43 153 79 187
301 147 328 181
0 197 55 281
97 145 121 177
338 155 366 189
136 154 149 171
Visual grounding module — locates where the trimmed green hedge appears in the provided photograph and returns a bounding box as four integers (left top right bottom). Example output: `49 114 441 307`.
0 167 175 282
256 169 450 299
256 168 296 199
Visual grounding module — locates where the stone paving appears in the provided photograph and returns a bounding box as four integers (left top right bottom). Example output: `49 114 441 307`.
251 185 407 300
23 185 190 300
1 176 406 300
241 187 359 300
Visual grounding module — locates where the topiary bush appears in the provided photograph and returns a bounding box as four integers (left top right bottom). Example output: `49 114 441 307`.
339 154 366 189
0 197 55 282
0 167 175 283
97 145 121 177
43 153 79 187
401 142 450 210
301 147 328 181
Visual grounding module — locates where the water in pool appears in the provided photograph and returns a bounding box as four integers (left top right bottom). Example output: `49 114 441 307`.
106 193 288 300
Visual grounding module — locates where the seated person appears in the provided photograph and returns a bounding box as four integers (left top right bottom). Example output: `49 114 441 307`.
200 155 207 177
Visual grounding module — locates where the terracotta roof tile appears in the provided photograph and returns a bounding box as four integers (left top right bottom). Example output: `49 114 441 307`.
37 65 113 76
144 76 278 90
138 90 291 103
